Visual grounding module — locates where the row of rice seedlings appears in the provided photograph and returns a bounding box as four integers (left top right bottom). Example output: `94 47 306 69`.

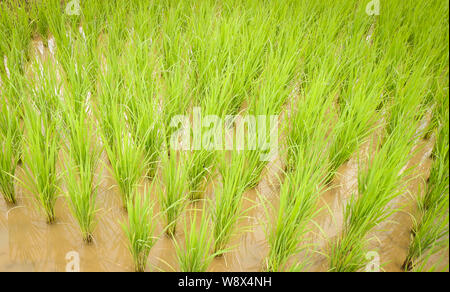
386 67 432 136
264 105 333 272
182 2 279 199
265 151 331 272
184 7 235 198
287 65 340 172
158 149 190 237
121 186 157 272
403 118 449 271
263 21 347 268
328 116 419 272
0 2 32 180
165 2 227 199
174 204 218 272
240 16 303 188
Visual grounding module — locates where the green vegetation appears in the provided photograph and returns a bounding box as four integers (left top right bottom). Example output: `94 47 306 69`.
0 0 447 272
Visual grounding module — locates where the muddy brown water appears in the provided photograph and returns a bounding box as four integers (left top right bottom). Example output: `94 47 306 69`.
0 37 448 272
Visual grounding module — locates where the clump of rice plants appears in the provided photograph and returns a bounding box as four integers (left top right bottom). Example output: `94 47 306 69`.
265 117 331 271
159 150 189 237
187 150 215 200
403 120 449 271
128 98 162 180
122 187 157 272
62 111 100 243
65 158 99 243
174 204 218 272
212 150 250 254
0 101 22 204
327 64 385 181
103 104 147 210
21 102 60 223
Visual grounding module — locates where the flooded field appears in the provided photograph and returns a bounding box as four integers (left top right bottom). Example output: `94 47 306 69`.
0 0 448 272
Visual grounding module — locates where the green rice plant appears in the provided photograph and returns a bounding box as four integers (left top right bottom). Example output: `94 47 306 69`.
0 101 22 204
159 149 189 237
122 187 157 272
21 101 60 223
404 194 449 271
327 63 385 181
64 156 99 243
102 104 147 210
174 203 219 272
386 67 429 136
403 122 449 271
131 101 163 180
62 109 100 242
423 121 449 211
95 42 129 150
286 61 340 173
328 118 419 272
212 150 250 254
121 24 162 180
265 136 330 271
187 150 215 200
0 0 32 77
411 244 449 272
18 53 62 223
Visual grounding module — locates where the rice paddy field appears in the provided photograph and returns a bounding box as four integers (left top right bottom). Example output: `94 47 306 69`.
0 0 448 272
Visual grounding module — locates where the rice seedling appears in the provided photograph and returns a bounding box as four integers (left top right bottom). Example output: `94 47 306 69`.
212 150 250 254
122 186 157 272
21 101 60 223
404 193 449 271
174 203 218 272
102 104 147 210
411 244 449 272
0 100 22 204
159 149 190 237
327 62 385 181
64 154 99 243
265 117 332 272
130 101 163 180
187 150 215 200
61 107 100 242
